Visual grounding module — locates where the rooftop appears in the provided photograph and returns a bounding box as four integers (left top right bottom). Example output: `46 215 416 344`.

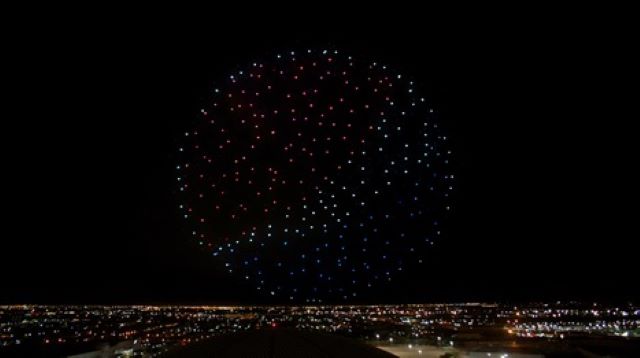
164 328 396 358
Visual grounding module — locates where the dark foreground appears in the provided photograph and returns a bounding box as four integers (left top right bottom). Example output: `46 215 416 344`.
164 328 395 358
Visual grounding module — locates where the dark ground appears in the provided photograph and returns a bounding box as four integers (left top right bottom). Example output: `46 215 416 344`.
164 328 396 358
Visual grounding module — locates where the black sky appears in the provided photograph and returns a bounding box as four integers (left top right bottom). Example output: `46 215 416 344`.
3 10 637 304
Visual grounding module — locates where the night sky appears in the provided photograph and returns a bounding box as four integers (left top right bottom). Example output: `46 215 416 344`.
3 13 636 304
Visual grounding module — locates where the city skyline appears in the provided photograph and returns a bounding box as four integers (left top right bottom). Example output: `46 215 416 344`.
2 302 639 357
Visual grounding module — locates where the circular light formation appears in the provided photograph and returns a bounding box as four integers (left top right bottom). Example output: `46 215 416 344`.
177 49 453 302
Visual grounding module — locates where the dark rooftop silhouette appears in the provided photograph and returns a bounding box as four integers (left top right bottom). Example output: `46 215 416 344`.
164 328 396 358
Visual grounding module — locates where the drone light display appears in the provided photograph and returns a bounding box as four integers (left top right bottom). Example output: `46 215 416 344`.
177 49 453 302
